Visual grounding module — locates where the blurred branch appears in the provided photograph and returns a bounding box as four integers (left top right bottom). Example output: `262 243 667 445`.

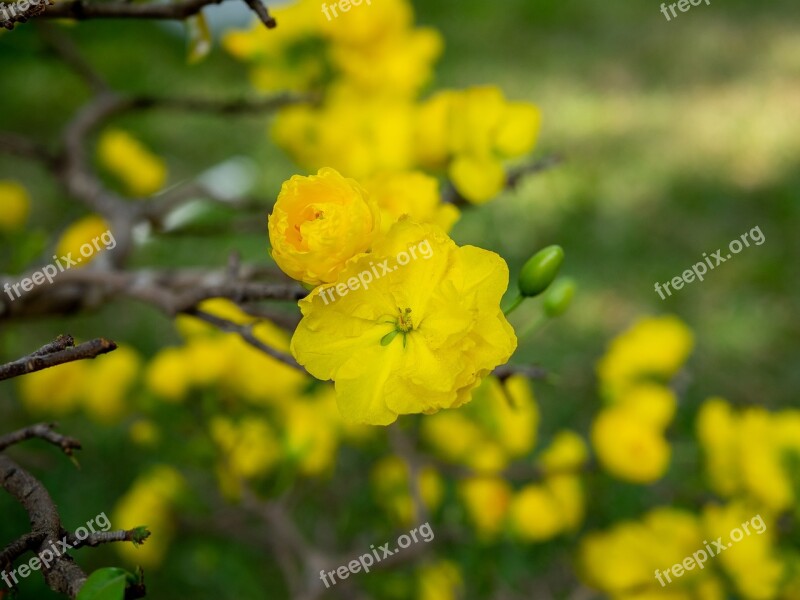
1 0 51 30
38 0 273 26
0 336 117 381
185 308 305 372
492 363 549 381
35 22 110 93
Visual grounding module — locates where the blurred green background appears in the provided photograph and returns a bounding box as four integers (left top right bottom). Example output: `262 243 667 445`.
1 0 798 597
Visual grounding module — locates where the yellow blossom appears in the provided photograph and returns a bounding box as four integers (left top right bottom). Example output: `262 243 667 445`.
114 465 184 569
597 315 694 399
417 560 463 600
459 476 511 540
509 484 564 542
19 360 87 415
97 129 167 196
268 167 381 285
371 456 443 525
592 407 670 483
537 430 589 474
55 215 112 268
291 219 517 425
0 180 30 231
362 170 459 233
82 345 141 423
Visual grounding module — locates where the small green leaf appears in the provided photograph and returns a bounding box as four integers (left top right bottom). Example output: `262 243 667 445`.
76 568 130 600
186 13 212 65
380 330 399 346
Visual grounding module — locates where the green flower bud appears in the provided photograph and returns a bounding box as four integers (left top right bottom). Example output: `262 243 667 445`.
543 277 576 318
518 245 564 297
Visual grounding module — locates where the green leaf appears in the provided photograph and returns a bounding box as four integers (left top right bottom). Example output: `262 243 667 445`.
186 13 212 65
380 330 399 346
76 568 130 600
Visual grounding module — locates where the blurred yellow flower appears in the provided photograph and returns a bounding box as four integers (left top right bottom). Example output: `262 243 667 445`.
291 220 517 425
268 167 381 285
509 484 563 542
82 345 141 423
459 476 511 540
592 407 670 483
537 430 589 474
0 180 30 231
362 171 459 234
597 315 694 399
129 419 160 447
114 465 184 569
55 215 112 268
417 560 463 600
146 346 191 402
210 416 281 481
97 129 167 196
19 360 88 415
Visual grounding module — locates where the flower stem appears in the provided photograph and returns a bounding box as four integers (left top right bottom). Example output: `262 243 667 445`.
503 294 525 316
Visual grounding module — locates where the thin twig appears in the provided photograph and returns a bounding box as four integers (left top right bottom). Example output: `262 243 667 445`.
0 337 117 381
0 423 82 455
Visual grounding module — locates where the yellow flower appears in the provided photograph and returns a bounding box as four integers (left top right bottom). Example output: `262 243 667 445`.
55 215 113 268
129 420 160 447
615 383 677 429
580 508 710 595
448 155 507 205
19 360 87 415
82 345 141 423
281 398 339 476
320 0 412 46
703 503 782 600
0 180 30 231
459 476 511 540
97 129 167 196
597 315 694 399
509 484 563 542
417 560 463 600
291 220 517 425
592 407 670 483
268 167 381 285
420 412 484 464
537 430 589 474
362 171 459 233
146 347 191 402
114 465 184 569
545 474 585 531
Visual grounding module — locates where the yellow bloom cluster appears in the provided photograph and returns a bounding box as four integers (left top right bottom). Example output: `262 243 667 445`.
227 0 540 205
0 180 30 232
416 87 542 204
223 0 441 98
580 503 783 600
113 465 185 569
97 128 168 196
591 316 693 483
144 299 372 496
698 398 800 512
19 344 141 423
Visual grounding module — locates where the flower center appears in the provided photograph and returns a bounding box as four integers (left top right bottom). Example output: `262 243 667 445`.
380 308 415 347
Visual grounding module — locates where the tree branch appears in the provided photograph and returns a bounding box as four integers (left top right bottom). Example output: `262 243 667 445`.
0 337 117 381
0 423 82 455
